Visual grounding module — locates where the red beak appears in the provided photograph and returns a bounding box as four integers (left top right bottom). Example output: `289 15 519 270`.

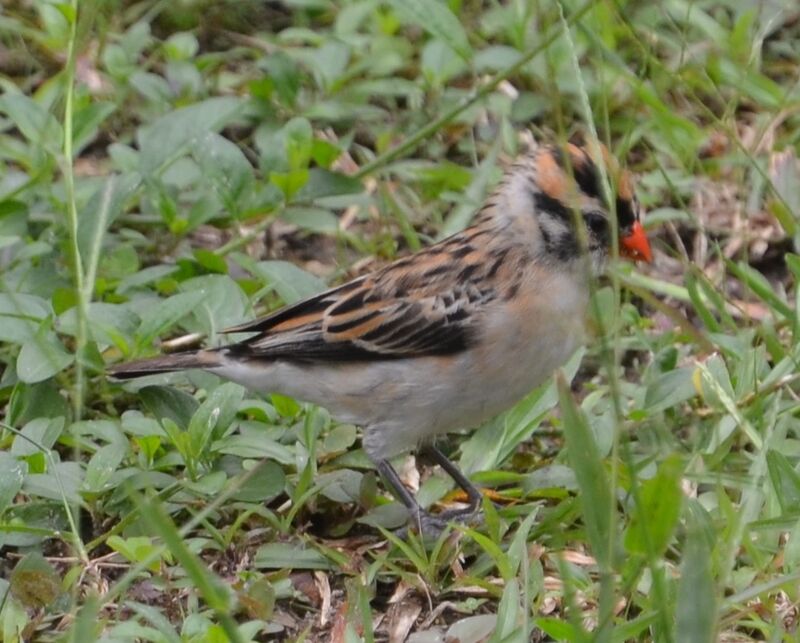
620 221 652 263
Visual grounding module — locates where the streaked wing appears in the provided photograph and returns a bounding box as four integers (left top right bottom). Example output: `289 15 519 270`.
223 239 499 362
221 278 365 335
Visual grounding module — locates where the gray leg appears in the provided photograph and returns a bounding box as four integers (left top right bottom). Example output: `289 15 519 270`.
376 459 422 517
376 458 450 537
421 444 483 515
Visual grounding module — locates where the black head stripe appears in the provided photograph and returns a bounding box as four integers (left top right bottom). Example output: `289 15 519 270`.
551 145 602 202
572 158 603 202
615 195 636 229
568 147 638 230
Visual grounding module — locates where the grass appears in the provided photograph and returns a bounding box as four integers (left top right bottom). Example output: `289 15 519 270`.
1 0 800 640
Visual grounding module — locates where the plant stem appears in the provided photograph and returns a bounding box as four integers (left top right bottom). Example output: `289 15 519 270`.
62 0 88 421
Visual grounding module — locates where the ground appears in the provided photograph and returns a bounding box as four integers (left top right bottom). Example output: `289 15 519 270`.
1 0 800 641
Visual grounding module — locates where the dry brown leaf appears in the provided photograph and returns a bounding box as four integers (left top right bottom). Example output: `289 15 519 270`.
388 594 423 643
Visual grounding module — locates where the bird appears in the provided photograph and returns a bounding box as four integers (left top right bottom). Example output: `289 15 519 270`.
109 140 652 536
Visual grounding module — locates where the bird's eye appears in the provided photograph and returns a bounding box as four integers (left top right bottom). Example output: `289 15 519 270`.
584 211 607 235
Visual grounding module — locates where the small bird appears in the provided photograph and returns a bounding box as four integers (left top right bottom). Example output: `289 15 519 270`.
109 140 652 535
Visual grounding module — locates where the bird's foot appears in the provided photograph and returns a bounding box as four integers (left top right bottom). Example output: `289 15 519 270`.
395 506 482 539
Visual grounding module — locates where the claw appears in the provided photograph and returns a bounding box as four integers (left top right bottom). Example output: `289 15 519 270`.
395 507 483 539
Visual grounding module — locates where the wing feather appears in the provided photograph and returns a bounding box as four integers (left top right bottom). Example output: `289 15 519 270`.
223 238 501 362
221 278 365 335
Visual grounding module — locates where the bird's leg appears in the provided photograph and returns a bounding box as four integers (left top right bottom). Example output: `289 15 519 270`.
376 459 423 517
376 459 449 537
421 444 483 518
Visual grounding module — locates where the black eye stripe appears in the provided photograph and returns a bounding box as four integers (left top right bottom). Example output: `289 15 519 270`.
533 191 571 223
583 211 610 249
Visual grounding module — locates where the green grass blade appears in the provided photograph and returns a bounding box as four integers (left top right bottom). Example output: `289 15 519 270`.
556 373 614 571
676 503 718 642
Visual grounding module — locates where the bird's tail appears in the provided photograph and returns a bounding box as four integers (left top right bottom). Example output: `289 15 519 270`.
107 350 224 379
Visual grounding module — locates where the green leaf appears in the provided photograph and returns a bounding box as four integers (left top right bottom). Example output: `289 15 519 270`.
137 97 244 173
191 132 255 212
78 173 141 282
98 244 140 281
535 617 580 640
193 249 228 274
310 40 350 89
310 138 341 169
421 39 468 85
270 169 309 201
295 168 363 200
229 461 286 503
0 293 49 344
67 595 100 643
107 535 164 573
136 291 207 347
254 543 333 570
163 31 199 60
685 270 721 333
6 380 70 427
489 578 522 642
177 274 251 335
283 117 313 170
445 615 498 643
184 471 227 496
139 385 200 431
83 442 127 493
137 497 235 620
317 469 363 503
187 382 245 460
387 0 472 61
55 2 76 24
643 367 697 414
247 260 327 305
281 206 338 234
24 462 83 503
506 508 540 578
10 417 64 457
72 101 116 154
0 92 63 156
624 455 683 557
213 432 295 466
17 331 74 384
557 373 614 570
676 502 717 642
767 450 800 513
474 45 522 72
0 451 27 513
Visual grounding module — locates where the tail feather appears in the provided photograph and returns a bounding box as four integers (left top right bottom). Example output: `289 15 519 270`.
108 350 223 379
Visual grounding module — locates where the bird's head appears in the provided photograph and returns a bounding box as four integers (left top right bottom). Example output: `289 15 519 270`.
527 141 652 273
